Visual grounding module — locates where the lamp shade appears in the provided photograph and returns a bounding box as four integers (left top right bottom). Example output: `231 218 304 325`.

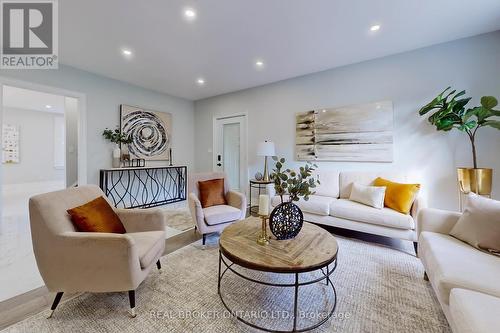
256 141 276 157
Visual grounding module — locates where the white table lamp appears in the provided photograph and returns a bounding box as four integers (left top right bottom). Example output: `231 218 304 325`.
256 141 276 182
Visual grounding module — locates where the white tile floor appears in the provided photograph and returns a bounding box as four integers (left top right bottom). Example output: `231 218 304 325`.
0 181 65 302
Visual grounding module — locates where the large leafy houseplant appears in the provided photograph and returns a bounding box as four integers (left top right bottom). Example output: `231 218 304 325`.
270 156 319 203
418 87 500 168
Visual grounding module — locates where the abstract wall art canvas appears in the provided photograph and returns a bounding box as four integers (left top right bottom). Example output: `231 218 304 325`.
120 105 172 161
2 124 20 164
296 101 393 162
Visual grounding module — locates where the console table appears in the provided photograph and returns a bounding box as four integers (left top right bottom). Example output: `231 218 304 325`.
99 166 187 209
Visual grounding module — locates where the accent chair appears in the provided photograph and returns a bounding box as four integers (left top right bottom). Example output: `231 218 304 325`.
29 185 166 318
188 172 246 245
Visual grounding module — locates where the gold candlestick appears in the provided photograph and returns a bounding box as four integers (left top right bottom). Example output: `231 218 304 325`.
257 214 270 246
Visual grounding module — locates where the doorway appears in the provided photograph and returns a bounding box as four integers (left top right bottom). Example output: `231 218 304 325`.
0 80 86 302
213 115 247 193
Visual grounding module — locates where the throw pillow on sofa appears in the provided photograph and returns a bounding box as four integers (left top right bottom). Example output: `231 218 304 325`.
349 183 386 209
449 194 500 256
373 177 420 214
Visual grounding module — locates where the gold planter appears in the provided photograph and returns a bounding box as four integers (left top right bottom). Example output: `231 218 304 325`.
457 168 492 195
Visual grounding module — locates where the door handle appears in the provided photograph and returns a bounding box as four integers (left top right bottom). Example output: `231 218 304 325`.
217 163 222 167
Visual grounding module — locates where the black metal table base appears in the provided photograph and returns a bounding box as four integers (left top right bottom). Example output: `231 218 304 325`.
217 251 338 332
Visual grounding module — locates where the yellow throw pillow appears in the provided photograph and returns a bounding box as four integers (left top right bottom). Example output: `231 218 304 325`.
373 177 420 214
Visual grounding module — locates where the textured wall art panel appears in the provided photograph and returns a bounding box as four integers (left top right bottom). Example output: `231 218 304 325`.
120 104 172 161
2 124 20 164
296 101 393 162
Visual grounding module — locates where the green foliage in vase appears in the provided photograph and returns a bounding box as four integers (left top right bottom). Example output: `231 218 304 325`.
419 87 500 168
270 156 320 204
102 127 133 144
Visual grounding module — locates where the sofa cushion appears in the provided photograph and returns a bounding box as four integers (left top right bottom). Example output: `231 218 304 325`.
449 288 500 333
449 194 500 256
419 231 500 305
313 170 340 198
203 205 241 226
271 195 335 216
330 199 414 230
373 177 420 214
127 231 164 269
349 183 386 209
339 171 407 199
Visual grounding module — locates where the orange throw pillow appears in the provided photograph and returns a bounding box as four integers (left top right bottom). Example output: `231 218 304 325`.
373 177 420 214
67 196 126 233
198 178 227 208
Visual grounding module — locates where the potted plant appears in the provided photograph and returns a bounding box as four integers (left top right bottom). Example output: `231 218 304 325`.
102 127 133 168
269 156 319 240
419 87 500 196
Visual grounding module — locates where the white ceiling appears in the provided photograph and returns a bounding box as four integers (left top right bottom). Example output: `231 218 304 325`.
3 86 65 114
59 0 500 101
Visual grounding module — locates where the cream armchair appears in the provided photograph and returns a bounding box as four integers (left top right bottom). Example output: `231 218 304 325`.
188 172 246 245
29 185 166 318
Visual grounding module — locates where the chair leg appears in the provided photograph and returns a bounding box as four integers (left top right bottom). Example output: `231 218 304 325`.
424 272 429 281
156 260 161 270
47 292 64 318
128 290 136 318
202 234 206 245
413 242 418 256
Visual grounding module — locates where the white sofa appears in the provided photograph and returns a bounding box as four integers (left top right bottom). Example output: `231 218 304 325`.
418 208 500 333
270 171 426 249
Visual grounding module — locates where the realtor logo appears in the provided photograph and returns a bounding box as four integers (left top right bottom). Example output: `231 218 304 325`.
1 0 58 69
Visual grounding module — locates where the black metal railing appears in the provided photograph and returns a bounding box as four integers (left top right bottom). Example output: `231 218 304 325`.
99 166 187 209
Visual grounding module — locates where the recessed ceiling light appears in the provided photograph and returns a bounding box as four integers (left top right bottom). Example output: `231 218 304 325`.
121 48 133 56
370 24 381 32
197 78 205 85
184 8 197 20
255 60 264 67
45 105 52 109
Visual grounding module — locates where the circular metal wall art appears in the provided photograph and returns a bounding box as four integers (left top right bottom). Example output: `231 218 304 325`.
122 111 169 158
269 202 304 240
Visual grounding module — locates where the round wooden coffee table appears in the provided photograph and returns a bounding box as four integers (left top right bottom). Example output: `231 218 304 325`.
218 217 338 332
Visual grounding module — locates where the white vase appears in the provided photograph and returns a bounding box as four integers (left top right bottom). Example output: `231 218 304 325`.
112 145 121 168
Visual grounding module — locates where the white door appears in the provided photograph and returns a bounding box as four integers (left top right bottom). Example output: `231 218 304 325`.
214 115 247 192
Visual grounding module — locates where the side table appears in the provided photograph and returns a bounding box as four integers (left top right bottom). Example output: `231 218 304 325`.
248 180 273 216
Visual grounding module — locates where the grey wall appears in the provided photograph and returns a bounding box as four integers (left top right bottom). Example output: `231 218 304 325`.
2 107 64 184
194 31 500 210
0 64 195 185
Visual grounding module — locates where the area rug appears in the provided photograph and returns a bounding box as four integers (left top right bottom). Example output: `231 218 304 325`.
3 236 450 333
